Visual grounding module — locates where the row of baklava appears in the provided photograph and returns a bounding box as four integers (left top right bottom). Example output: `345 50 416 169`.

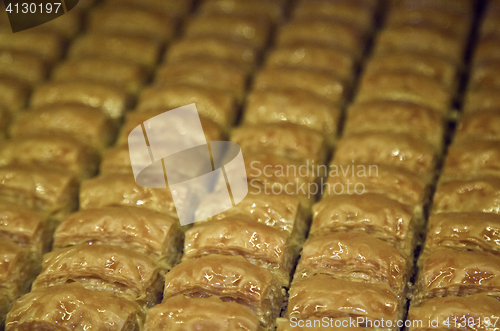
408 1 500 327
277 0 476 330
1 0 195 329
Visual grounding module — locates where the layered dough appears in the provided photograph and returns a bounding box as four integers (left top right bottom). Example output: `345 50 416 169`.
464 89 500 113
198 0 285 23
106 0 193 18
454 111 500 143
0 30 64 63
0 50 48 86
32 244 163 307
53 206 181 270
5 283 144 331
469 60 500 91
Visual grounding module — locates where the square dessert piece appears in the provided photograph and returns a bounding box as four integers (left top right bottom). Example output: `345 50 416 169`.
0 30 63 63
231 123 328 164
243 89 341 146
344 101 444 150
253 66 348 106
0 76 29 114
10 104 116 153
31 81 131 121
0 135 99 180
0 50 48 86
69 33 162 68
454 111 500 143
53 206 182 271
52 58 147 94
0 165 78 224
198 0 285 23
5 283 144 331
32 244 163 307
156 58 248 102
138 84 236 129
184 14 271 50
310 193 418 257
163 254 284 329
144 296 262 331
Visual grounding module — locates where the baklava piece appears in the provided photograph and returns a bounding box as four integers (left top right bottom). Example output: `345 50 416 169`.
463 89 500 113
184 14 270 50
99 146 134 175
80 174 178 219
426 213 500 255
32 244 163 307
52 58 147 94
10 104 116 153
138 84 236 129
0 135 99 180
5 283 144 331
0 75 29 114
69 33 162 68
0 30 63 63
0 165 78 223
253 66 348 106
145 296 262 331
356 71 452 114
432 176 500 214
88 5 177 42
344 101 444 149
265 44 355 82
156 58 247 101
287 275 402 324
407 294 500 331
0 50 48 86
310 193 417 257
163 254 284 329
243 89 341 146
31 81 131 121
53 206 181 271
293 232 409 297
166 36 258 72
183 214 296 286
415 248 500 302
454 111 500 143
198 0 285 23
231 123 327 164
277 19 365 58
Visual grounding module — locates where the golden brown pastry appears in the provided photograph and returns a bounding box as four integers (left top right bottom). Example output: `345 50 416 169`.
407 293 500 331
99 145 134 175
473 35 500 65
163 254 284 329
144 296 262 331
374 25 465 64
0 75 29 113
363 52 458 90
469 60 500 91
243 89 341 146
0 165 78 223
69 33 162 68
310 193 417 256
324 164 428 208
356 71 452 113
155 58 247 101
265 44 355 82
231 123 327 164
277 19 365 58
106 0 193 18
185 14 270 49
0 202 50 256
54 206 181 270
432 176 500 214
390 0 473 16
88 5 176 42
184 215 295 286
292 0 375 33
52 58 147 94
0 290 11 327
416 248 500 302
138 84 236 128
344 101 444 149
287 275 401 322
32 244 163 307
454 111 500 143
426 212 500 256
31 81 131 120
198 0 284 23
0 30 63 63
463 89 500 113
0 106 8 142
5 282 144 331
9 104 116 153
293 232 408 296
253 66 347 105
0 50 47 86
166 36 258 72
80 174 178 219
0 135 99 180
